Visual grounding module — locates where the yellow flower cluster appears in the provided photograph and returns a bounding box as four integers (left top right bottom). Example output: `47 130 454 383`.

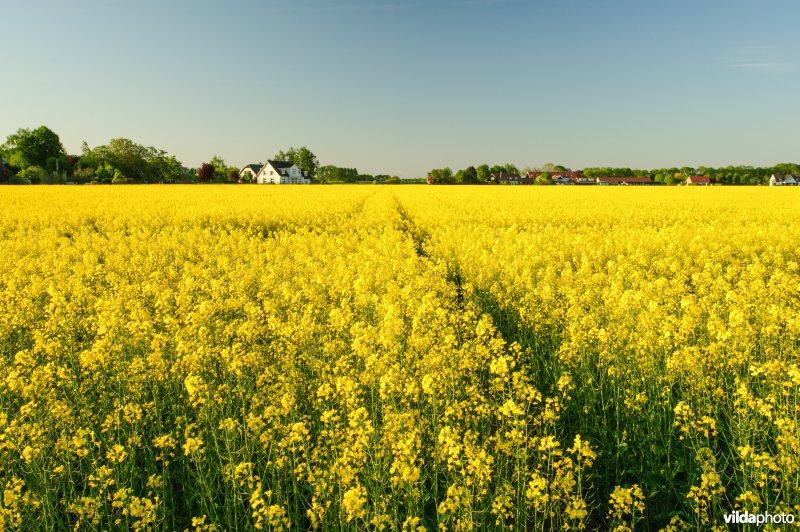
0 185 798 529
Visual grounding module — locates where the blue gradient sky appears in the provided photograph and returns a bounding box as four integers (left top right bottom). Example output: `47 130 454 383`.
2 0 798 177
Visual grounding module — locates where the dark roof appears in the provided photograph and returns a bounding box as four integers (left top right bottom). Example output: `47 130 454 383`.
688 175 710 182
268 160 295 169
604 177 653 184
491 172 522 180
242 164 262 173
527 171 583 178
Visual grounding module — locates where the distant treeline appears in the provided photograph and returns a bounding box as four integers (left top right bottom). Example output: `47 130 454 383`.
427 163 800 185
315 166 403 184
3 125 797 186
583 164 800 185
1 126 201 185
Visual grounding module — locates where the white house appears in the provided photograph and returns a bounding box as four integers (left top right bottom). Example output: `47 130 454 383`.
240 161 311 184
769 174 799 186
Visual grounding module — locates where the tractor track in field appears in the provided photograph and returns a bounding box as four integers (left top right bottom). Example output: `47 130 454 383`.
391 193 559 392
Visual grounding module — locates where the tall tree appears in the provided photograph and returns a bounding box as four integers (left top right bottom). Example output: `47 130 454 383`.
149 152 188 183
476 164 490 183
462 166 478 184
2 126 65 169
197 163 215 183
273 146 319 178
427 167 453 184
86 138 149 181
209 155 232 182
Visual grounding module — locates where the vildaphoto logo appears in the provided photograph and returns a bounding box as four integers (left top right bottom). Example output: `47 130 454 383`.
723 511 795 526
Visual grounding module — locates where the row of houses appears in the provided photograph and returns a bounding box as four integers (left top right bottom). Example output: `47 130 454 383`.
239 161 311 184
769 174 800 186
490 170 657 186
488 170 717 186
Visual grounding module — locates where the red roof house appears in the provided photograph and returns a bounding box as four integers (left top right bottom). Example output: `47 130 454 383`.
684 175 711 186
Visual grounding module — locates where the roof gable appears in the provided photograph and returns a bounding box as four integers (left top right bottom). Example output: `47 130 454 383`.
603 177 653 184
267 160 296 169
241 164 262 174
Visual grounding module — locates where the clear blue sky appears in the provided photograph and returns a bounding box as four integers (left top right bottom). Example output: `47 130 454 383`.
2 0 798 178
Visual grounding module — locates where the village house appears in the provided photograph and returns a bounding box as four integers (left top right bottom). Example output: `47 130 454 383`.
683 175 711 186
489 170 586 185
526 170 583 181
488 171 654 186
239 164 262 182
769 174 799 186
527 170 584 185
239 161 311 184
601 177 654 186
489 171 524 184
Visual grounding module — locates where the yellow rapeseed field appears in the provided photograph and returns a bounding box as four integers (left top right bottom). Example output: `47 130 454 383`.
0 185 798 530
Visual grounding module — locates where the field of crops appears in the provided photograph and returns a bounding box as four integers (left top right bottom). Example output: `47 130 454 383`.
1 186 798 530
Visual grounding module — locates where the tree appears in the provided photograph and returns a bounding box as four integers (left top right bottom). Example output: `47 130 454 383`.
95 162 122 184
79 138 188 183
17 166 47 184
210 156 237 183
316 165 336 183
476 164 490 183
535 172 553 185
106 138 150 180
0 160 11 183
197 163 215 183
462 166 478 184
273 146 319 179
149 153 187 183
83 138 148 181
73 167 95 184
773 162 800 175
2 126 65 169
209 155 229 182
317 165 358 183
427 167 453 184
